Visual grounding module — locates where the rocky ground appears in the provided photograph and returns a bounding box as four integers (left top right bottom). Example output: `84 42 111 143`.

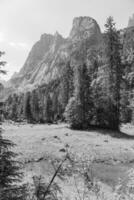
2 122 134 199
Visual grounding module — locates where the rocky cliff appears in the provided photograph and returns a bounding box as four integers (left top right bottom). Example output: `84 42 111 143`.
1 16 134 100
8 16 102 92
69 16 101 41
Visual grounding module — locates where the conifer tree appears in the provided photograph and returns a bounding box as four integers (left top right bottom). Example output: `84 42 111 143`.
0 51 27 200
30 90 40 122
104 16 123 130
65 63 93 129
61 61 74 109
23 91 33 123
46 94 53 123
0 131 27 200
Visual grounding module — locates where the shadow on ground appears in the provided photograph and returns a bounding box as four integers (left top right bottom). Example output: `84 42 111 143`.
70 125 134 139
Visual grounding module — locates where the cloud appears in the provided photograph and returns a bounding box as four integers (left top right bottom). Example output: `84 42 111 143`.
9 42 30 51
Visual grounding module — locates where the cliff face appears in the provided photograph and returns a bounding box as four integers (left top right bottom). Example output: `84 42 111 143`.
8 16 102 92
9 32 67 90
4 16 134 98
69 16 101 42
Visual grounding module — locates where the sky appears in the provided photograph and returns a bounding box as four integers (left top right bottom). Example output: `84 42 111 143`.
0 0 134 80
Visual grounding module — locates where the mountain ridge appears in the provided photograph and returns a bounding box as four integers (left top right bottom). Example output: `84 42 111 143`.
1 16 134 102
7 16 102 92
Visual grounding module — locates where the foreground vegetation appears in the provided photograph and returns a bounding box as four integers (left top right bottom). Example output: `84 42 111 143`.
2 122 134 200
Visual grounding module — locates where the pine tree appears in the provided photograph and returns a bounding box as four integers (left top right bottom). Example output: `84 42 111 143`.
61 61 74 109
11 94 19 121
104 16 123 130
46 94 53 123
65 63 93 129
0 130 27 200
0 52 27 200
30 90 40 122
23 91 33 123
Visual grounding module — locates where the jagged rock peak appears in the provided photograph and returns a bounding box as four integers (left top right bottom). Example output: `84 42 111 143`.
54 31 62 37
6 16 102 92
40 33 54 41
40 32 63 41
69 16 101 41
53 31 64 42
128 14 134 27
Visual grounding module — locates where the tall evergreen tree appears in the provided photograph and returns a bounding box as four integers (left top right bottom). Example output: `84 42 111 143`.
30 90 40 122
0 131 27 200
65 63 93 129
0 52 27 199
23 91 33 123
104 16 123 130
46 94 53 123
61 61 74 109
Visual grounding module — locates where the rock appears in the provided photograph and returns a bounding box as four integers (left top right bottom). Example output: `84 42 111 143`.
36 157 44 162
69 16 101 42
8 32 66 90
53 136 61 142
104 140 108 143
59 148 66 152
54 135 59 139
95 144 101 147
3 16 102 95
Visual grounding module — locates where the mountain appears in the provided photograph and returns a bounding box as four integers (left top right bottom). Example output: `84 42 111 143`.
8 16 102 92
128 14 134 27
6 16 134 95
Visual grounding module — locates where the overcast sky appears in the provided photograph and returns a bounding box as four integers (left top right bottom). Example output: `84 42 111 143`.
0 0 134 80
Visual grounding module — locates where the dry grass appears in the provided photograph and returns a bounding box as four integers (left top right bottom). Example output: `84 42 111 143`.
2 122 134 199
